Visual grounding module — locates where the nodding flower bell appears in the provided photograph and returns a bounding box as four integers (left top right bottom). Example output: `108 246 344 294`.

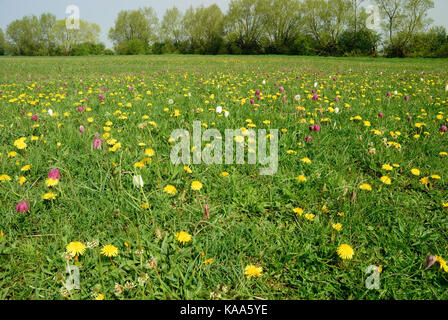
305 135 312 143
93 134 102 150
79 125 85 134
48 168 61 180
133 175 144 188
441 126 447 133
16 201 29 213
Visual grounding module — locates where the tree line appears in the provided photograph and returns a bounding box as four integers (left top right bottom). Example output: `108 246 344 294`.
1 0 447 58
0 13 112 56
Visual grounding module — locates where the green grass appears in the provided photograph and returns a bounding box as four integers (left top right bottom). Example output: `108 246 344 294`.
0 55 448 300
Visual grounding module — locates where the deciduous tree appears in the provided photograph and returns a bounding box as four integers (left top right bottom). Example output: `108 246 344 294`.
109 8 159 53
0 28 5 55
224 0 265 53
53 19 100 55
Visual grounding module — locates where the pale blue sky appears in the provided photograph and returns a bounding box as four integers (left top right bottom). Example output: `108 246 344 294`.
0 0 447 48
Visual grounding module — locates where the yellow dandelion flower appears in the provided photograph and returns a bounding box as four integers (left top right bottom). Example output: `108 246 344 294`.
66 241 86 257
221 171 229 177
95 293 105 300
145 148 155 157
301 157 311 164
204 258 213 265
109 143 121 152
304 213 315 221
42 192 57 200
234 136 244 143
140 203 150 210
0 174 12 182
420 177 429 185
184 166 192 173
293 208 304 216
134 161 145 169
360 183 372 191
382 164 393 171
297 175 307 182
244 265 263 279
332 223 342 231
431 175 441 180
435 256 448 272
19 176 27 186
14 138 27 150
337 244 354 260
380 176 391 185
175 231 192 243
163 185 178 195
45 178 59 187
21 165 31 172
191 181 203 191
411 168 421 176
100 245 119 257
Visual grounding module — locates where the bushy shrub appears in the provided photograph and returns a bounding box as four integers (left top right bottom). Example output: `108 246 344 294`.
115 39 146 55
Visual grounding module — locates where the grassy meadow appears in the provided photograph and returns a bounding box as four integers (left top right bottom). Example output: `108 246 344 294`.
0 55 448 300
